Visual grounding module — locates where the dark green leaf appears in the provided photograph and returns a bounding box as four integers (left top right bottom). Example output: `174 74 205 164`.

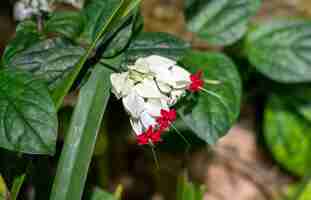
0 69 57 155
6 38 85 90
50 66 111 200
179 52 241 144
264 94 311 176
185 0 261 45
2 21 41 67
246 20 311 83
44 11 86 40
124 32 190 64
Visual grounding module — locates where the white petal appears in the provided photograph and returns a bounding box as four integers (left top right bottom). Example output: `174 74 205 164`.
130 58 151 74
171 65 191 89
110 72 134 99
122 91 145 118
130 118 143 135
145 55 176 69
134 79 165 99
157 81 172 93
140 111 156 129
169 89 185 105
145 98 169 117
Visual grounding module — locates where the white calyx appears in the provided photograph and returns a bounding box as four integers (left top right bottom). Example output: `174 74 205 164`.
110 55 191 135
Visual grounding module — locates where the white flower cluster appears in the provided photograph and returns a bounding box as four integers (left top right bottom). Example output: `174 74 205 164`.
14 0 50 21
110 55 192 136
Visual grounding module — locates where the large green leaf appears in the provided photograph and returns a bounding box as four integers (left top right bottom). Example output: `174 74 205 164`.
123 32 190 65
184 0 261 45
44 11 86 40
10 173 26 200
49 66 111 200
6 38 85 90
52 0 141 110
264 94 311 176
0 70 57 155
246 20 311 83
178 52 241 144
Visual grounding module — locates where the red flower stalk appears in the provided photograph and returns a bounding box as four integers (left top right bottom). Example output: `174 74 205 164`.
188 70 204 92
156 109 177 130
137 126 162 145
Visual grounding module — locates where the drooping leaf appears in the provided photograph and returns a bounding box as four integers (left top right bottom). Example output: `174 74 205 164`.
264 94 311 176
124 32 190 65
184 0 261 45
0 69 57 155
52 0 141 110
176 175 204 200
246 20 311 83
50 66 111 200
178 51 241 144
6 38 85 90
44 11 86 40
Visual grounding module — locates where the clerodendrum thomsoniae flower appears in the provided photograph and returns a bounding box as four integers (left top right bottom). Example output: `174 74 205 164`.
110 55 204 145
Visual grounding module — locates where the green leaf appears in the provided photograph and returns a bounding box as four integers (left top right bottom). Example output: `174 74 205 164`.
178 52 241 144
264 94 311 176
10 174 26 200
88 188 117 200
52 0 141 110
6 38 85 91
185 0 261 46
49 66 111 200
246 20 311 83
282 180 311 200
176 175 204 200
44 11 86 40
0 69 57 155
124 32 190 64
2 21 41 67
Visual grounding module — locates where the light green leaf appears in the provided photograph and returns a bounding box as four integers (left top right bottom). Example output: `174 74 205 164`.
10 174 26 200
176 175 204 200
178 51 241 144
6 38 85 91
0 175 9 200
124 32 190 64
185 0 261 45
0 69 57 155
246 20 311 83
44 11 86 40
264 94 311 176
50 66 111 200
89 188 117 200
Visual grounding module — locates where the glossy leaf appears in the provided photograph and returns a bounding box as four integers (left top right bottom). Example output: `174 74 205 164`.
6 38 85 90
44 11 86 40
124 32 190 64
264 94 311 176
2 21 40 67
0 69 57 155
50 66 111 200
184 0 261 45
246 20 311 83
178 52 241 144
52 0 141 109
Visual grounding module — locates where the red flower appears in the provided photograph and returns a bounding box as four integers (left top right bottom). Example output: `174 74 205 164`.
137 126 162 145
156 109 177 131
188 70 204 92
